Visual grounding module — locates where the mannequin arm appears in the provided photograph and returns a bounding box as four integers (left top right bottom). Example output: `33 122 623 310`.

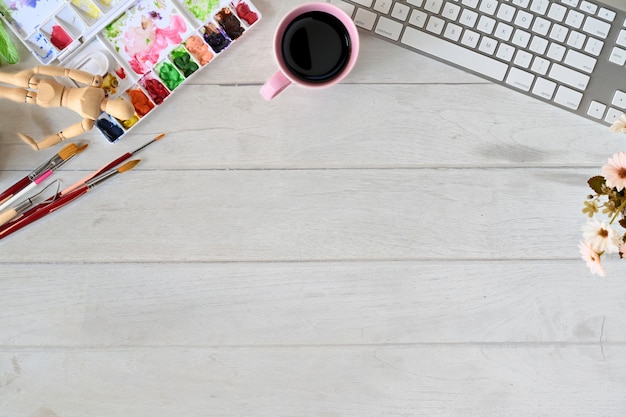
18 118 94 150
33 66 104 87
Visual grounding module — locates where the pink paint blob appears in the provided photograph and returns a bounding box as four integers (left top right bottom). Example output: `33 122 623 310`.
51 25 72 50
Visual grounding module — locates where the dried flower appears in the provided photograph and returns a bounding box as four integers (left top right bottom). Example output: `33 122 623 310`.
601 151 626 192
581 116 626 276
581 218 620 254
579 242 606 277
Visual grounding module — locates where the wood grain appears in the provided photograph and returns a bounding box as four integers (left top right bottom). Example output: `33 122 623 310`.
0 0 624 415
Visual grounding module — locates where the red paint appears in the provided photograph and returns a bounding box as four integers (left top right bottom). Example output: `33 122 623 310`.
234 1 258 24
51 25 72 50
115 67 127 79
142 78 170 105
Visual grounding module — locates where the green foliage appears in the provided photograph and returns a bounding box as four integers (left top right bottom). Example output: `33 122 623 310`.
0 19 18 64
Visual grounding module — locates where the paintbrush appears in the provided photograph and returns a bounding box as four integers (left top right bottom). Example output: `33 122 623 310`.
0 143 88 212
0 160 141 241
63 133 165 194
0 180 62 227
0 143 78 206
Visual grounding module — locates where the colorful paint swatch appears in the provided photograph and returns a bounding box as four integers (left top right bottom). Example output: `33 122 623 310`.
102 0 193 75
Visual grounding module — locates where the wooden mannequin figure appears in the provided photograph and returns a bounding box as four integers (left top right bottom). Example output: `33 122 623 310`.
0 66 135 150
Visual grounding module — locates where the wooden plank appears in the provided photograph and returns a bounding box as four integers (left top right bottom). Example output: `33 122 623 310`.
1 346 625 417
0 84 614 171
0 168 605 262
0 261 624 346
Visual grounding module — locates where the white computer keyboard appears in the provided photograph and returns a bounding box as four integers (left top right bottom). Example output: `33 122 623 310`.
330 0 626 126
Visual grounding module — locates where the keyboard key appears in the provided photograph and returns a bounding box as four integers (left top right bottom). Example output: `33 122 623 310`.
617 30 626 47
605 107 623 124
612 90 626 108
609 47 626 65
478 36 498 55
391 2 410 21
506 67 535 91
530 0 549 15
373 0 393 14
547 3 567 21
512 29 531 48
461 29 480 47
582 16 611 39
584 37 604 56
443 23 463 41
406 0 424 6
354 8 377 30
566 31 586 49
565 10 585 29
547 43 566 61
460 9 479 27
424 0 444 13
426 16 446 35
494 22 514 41
561 0 579 7
477 15 496 34
597 8 616 22
400 26 508 81
441 2 461 21
531 56 550 75
529 36 549 54
513 50 533 68
554 85 583 109
375 15 403 40
408 9 428 28
564 49 597 73
532 77 557 99
515 10 533 29
549 63 590 90
587 101 606 119
549 24 569 43
479 0 498 15
497 4 516 22
351 0 374 7
532 17 551 36
579 0 597 14
461 0 479 7
496 43 516 61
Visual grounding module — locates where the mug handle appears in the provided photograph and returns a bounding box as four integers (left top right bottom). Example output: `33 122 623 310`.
260 70 292 100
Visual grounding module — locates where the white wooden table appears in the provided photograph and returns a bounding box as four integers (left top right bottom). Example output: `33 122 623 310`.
1 1 626 415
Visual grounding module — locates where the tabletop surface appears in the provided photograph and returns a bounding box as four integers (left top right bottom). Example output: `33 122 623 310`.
1 1 626 416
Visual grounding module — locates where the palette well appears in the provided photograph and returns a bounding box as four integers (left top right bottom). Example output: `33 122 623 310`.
0 0 260 141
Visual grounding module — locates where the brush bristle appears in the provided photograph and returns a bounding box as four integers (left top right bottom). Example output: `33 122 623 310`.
76 143 89 154
118 159 141 173
58 143 79 160
154 133 166 141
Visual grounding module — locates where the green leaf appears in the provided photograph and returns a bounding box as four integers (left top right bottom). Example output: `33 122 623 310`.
587 176 606 194
0 19 19 64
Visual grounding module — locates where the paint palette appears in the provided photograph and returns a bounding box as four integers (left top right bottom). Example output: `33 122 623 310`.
0 0 260 141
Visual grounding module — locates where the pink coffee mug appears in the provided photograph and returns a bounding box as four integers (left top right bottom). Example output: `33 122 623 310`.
260 2 359 100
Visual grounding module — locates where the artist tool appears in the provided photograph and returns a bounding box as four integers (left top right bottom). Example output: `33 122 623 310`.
0 142 78 205
0 180 61 227
0 160 141 241
62 133 165 194
0 143 88 212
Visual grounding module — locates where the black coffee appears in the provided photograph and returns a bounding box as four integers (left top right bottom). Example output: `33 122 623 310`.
281 11 351 83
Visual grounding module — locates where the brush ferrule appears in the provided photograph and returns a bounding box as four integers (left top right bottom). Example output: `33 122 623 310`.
87 170 119 189
14 199 33 214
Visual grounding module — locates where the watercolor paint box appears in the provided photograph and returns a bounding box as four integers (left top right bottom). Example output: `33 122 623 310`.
0 0 260 141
